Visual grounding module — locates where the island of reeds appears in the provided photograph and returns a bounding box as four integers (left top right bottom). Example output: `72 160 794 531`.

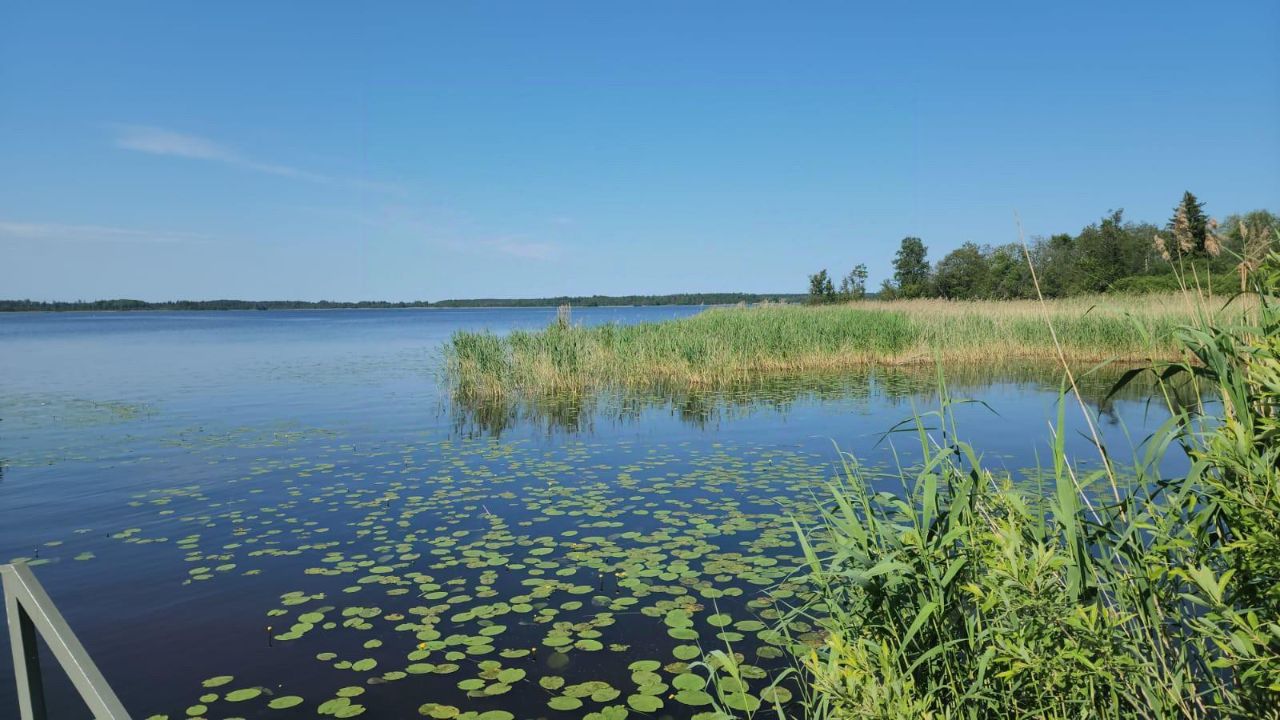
444 294 1222 398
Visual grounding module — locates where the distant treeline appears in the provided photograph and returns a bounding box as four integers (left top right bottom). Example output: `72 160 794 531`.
0 293 807 312
0 299 433 312
808 192 1278 303
431 293 805 308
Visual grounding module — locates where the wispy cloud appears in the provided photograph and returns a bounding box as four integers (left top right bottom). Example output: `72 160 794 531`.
111 125 400 193
0 220 207 245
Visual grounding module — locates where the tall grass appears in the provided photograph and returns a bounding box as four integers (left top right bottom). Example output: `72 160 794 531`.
443 294 1226 399
698 262 1280 718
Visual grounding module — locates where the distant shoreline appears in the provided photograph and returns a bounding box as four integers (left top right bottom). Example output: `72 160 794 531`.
0 293 806 313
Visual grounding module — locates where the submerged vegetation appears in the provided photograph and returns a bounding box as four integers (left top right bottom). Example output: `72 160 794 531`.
750 259 1280 718
444 294 1229 399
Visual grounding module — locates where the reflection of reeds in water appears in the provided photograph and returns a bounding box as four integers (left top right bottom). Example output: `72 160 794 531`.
444 294 1240 401
446 362 1198 437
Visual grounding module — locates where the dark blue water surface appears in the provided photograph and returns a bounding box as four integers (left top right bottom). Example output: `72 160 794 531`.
0 308 1179 719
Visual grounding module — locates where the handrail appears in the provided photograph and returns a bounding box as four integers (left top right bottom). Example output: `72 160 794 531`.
2 561 131 720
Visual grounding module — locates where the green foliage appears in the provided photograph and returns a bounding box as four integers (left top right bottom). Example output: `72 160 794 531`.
984 243 1036 299
892 237 931 298
1168 190 1211 257
818 197 1275 301
1109 271 1240 294
444 295 1196 398
840 264 869 300
809 270 837 304
760 258 1280 719
931 242 988 299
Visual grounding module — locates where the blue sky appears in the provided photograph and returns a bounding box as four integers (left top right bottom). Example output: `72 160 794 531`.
2 2 1277 302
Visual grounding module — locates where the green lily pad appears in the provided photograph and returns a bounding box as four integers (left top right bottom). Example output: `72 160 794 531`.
627 694 663 712
548 696 584 711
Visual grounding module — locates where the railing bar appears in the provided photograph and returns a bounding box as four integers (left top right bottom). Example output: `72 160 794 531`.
17 605 48 720
2 563 131 719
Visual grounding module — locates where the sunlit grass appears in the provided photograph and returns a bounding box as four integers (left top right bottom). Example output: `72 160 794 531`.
444 294 1240 398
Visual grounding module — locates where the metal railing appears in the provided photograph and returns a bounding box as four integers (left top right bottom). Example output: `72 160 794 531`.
2 561 131 720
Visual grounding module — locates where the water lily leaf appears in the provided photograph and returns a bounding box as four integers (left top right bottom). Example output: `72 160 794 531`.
496 668 526 684
418 703 459 718
540 675 566 690
672 644 700 660
548 696 583 711
627 694 663 712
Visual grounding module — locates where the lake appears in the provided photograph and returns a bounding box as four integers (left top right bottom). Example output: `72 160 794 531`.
0 307 1177 719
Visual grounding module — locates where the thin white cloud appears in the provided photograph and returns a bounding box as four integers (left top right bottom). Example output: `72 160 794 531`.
113 125 236 162
0 220 207 245
111 125 400 193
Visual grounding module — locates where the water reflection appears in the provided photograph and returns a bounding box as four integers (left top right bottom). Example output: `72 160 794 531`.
447 362 1203 438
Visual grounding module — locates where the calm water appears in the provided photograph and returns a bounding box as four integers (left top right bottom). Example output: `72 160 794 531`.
0 308 1178 718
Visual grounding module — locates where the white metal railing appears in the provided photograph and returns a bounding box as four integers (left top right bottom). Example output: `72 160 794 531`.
2 561 131 719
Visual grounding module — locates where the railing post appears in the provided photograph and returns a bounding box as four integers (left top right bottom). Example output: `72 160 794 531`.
2 562 130 719
5 564 46 720
7 591 47 720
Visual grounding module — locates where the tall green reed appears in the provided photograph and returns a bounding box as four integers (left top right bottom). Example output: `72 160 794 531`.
715 257 1280 719
443 297 1199 399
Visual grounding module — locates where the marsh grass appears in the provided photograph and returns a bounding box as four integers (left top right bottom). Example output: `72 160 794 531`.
697 260 1280 719
443 294 1237 399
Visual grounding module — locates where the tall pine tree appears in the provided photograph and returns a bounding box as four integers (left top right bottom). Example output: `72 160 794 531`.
1168 191 1210 256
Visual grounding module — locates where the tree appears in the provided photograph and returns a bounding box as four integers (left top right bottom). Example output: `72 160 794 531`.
933 242 989 299
808 269 835 304
1032 233 1076 297
1161 191 1220 260
877 279 899 300
893 237 931 298
839 264 869 299
1074 210 1135 291
986 243 1035 299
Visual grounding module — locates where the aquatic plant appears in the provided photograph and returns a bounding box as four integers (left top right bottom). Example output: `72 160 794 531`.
760 257 1280 718
443 294 1224 399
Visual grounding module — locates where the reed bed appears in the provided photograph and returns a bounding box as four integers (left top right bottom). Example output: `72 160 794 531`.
690 267 1280 719
444 294 1237 398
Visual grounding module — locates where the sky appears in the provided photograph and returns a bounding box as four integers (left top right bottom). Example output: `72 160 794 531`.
1 2 1278 302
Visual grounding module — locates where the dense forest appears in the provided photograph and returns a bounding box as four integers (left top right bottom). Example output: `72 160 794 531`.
430 293 805 307
809 193 1278 303
0 299 434 312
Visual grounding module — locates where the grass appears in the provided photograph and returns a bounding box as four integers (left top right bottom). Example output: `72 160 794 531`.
444 294 1241 398
691 261 1280 719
